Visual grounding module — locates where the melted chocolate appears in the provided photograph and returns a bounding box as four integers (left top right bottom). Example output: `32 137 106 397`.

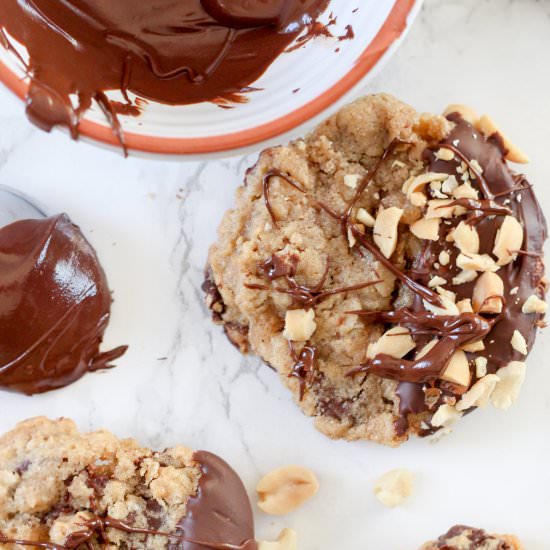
176 451 257 550
0 214 126 394
0 0 330 144
246 253 381 309
390 115 547 431
349 309 492 383
417 115 547 372
289 342 317 399
0 451 256 550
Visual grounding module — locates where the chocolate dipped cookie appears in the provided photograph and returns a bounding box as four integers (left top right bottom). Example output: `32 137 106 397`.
0 417 256 549
420 525 524 550
205 94 547 446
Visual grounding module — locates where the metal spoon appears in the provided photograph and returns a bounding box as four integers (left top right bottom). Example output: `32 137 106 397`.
0 185 46 226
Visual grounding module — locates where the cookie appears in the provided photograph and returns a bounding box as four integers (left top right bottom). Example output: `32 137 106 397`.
0 417 256 549
205 94 547 446
0 214 127 395
419 525 524 550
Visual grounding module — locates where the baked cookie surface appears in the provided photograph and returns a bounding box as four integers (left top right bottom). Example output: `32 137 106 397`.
0 417 256 549
419 525 524 550
205 94 547 446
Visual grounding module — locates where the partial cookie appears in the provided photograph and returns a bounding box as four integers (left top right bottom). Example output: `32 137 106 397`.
205 94 547 446
0 417 256 549
420 525 524 550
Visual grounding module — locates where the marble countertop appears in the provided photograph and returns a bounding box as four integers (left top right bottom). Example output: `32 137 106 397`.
1 1 550 548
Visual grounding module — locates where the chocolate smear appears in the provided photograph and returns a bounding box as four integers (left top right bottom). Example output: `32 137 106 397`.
0 0 331 147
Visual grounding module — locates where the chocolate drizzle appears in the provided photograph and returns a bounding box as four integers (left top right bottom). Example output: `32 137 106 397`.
0 214 126 394
289 342 317 399
349 309 492 383
0 451 256 550
0 0 331 148
246 255 381 309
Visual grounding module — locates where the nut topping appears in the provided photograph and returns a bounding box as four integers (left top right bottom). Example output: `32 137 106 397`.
456 253 498 273
344 174 360 189
511 330 527 355
426 199 457 219
476 114 530 164
373 468 414 508
283 309 316 341
367 327 415 359
441 350 471 387
472 272 504 314
452 269 477 286
492 215 524 266
410 218 440 241
456 374 500 411
256 466 319 516
431 404 462 428
453 221 480 254
491 361 526 410
475 356 488 378
522 294 548 314
355 207 375 227
373 207 403 259
443 104 479 125
402 172 448 197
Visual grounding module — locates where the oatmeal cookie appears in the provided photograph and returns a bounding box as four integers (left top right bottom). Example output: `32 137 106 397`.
205 94 546 446
419 525 524 550
0 417 256 549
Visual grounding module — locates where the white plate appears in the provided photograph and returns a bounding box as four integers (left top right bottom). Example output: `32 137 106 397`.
0 0 422 158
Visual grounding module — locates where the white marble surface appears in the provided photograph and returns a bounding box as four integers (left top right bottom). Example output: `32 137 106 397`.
1 1 550 548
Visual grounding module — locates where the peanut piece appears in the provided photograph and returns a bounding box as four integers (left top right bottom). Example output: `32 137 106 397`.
477 114 530 164
367 327 415 359
426 199 456 219
472 272 504 314
410 218 440 241
356 207 375 227
453 221 480 254
456 253 498 273
283 309 316 341
443 104 479 125
431 404 462 428
402 172 448 196
344 174 360 189
257 466 319 516
456 374 500 411
522 294 548 314
452 269 477 286
475 356 488 378
492 215 524 266
491 361 526 410
441 350 471 387
462 339 485 353
373 468 414 508
452 181 479 200
457 298 474 313
511 330 527 355
373 207 403 259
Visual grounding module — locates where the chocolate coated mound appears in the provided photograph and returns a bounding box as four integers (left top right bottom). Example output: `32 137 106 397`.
0 214 126 394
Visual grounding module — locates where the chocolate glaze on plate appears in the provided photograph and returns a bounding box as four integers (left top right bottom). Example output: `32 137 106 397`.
0 0 330 146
